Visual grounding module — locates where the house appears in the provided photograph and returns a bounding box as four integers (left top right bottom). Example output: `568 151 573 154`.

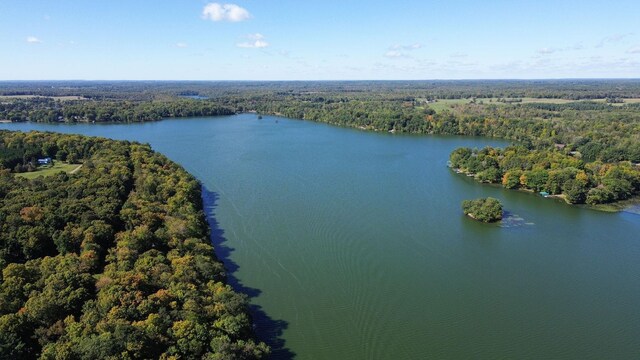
37 157 52 165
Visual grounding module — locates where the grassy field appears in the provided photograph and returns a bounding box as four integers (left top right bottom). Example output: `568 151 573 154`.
517 98 640 105
15 162 82 179
588 98 640 105
424 98 502 112
425 97 640 113
0 95 87 101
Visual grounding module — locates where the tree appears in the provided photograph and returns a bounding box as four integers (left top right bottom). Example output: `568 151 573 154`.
475 167 501 183
502 170 522 189
462 197 503 222
564 179 588 204
522 169 549 192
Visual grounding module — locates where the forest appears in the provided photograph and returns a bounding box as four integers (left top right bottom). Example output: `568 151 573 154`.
0 130 268 359
1 80 640 206
449 146 640 205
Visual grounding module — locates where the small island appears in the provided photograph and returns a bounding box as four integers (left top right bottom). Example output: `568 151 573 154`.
462 197 504 223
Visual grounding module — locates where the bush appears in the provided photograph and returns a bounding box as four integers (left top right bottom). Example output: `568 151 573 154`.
462 197 503 223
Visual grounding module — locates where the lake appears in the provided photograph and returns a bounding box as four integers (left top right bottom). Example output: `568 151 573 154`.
3 115 640 359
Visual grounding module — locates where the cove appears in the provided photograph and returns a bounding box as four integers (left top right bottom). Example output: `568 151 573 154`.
2 114 640 359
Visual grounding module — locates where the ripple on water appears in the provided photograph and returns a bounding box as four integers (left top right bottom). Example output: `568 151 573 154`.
623 204 640 215
499 211 534 228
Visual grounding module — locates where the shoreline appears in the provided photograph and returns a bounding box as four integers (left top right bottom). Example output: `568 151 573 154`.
3 117 638 215
450 167 640 213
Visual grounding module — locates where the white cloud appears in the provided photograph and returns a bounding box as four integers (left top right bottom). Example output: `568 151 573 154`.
237 33 269 48
536 43 585 56
237 40 268 48
628 46 640 54
175 42 188 48
391 43 422 50
384 50 403 58
26 36 42 44
385 43 422 58
596 33 634 48
488 56 640 77
537 47 557 55
202 3 251 22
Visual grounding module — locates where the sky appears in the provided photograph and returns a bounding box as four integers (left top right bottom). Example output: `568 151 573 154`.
1 0 639 80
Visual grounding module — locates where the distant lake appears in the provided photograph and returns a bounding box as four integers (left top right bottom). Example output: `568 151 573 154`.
3 115 640 359
178 94 209 100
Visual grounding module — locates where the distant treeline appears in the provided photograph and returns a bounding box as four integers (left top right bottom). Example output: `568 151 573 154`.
0 98 234 123
3 79 640 100
0 130 268 359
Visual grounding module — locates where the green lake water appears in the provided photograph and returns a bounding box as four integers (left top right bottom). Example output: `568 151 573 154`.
3 114 640 359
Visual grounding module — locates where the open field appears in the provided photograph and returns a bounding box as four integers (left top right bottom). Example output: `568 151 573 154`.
0 95 88 101
424 98 509 112
518 97 640 105
589 98 640 105
15 162 82 179
425 97 640 112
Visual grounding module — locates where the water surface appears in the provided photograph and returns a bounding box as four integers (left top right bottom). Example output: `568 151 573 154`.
3 115 640 359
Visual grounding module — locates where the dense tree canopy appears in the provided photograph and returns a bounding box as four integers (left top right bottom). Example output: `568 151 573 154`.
0 97 234 123
462 198 503 223
0 130 268 359
449 145 640 205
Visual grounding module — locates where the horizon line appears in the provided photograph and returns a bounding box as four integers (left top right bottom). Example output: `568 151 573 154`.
1 78 640 82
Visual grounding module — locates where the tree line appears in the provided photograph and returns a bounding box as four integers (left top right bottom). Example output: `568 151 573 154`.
449 145 640 205
0 98 234 123
3 80 640 101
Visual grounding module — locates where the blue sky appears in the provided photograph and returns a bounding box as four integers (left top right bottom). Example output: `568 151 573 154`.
1 0 639 80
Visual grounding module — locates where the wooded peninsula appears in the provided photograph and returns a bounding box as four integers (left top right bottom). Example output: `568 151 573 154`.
0 130 268 358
